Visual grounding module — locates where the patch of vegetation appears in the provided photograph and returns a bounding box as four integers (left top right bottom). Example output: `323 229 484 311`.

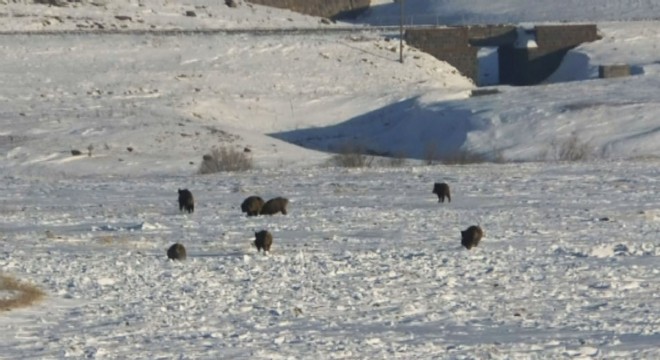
377 151 407 167
543 133 595 162
0 274 45 312
199 146 253 174
425 141 502 165
441 149 491 165
329 143 375 168
423 142 440 165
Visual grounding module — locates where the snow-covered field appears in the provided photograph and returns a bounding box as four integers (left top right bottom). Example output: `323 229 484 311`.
3 162 660 358
1 0 660 358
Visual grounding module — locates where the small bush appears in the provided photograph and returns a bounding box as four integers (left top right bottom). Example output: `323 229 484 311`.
199 146 253 174
0 274 45 312
442 149 489 165
556 134 593 161
491 149 507 163
34 0 65 5
423 143 439 165
425 142 504 165
381 152 407 167
330 143 374 168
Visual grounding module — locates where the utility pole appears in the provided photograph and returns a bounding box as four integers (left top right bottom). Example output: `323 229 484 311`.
399 0 404 63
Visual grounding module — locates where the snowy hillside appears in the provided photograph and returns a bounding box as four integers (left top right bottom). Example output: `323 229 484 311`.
1 29 471 177
2 0 660 176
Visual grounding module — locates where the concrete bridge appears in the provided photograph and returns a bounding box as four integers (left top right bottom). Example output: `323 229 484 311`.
405 24 601 86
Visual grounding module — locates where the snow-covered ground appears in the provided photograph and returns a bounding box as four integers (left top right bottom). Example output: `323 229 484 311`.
3 162 660 358
1 0 660 358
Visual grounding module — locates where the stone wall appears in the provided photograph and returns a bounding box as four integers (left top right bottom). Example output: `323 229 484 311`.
247 0 371 19
503 25 600 85
599 64 631 78
468 25 517 47
534 25 599 47
405 27 479 82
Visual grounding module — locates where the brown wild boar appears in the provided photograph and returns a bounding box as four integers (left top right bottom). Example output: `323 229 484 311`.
254 230 273 253
241 196 265 216
260 197 289 215
461 225 483 250
432 182 451 203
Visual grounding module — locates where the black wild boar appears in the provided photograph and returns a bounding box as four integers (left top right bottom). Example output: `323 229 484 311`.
260 197 289 215
241 196 265 216
461 225 483 250
167 243 187 260
432 182 451 203
178 188 195 213
254 230 273 253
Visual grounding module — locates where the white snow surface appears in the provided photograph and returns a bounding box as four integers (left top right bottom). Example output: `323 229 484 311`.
1 0 660 359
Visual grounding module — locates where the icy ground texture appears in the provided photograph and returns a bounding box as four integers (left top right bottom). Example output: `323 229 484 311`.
1 161 659 359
